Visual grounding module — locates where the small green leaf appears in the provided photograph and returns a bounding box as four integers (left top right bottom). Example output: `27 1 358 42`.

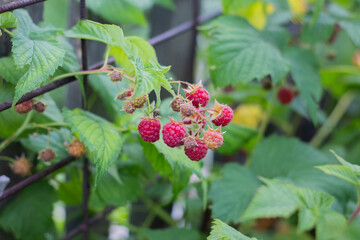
302 13 334 44
0 12 17 28
203 16 289 87
330 150 360 174
216 123 257 155
62 108 123 185
0 181 57 240
209 163 261 223
65 20 113 44
316 165 360 186
20 128 71 162
208 219 258 240
0 56 27 85
86 0 147 26
142 227 201 240
11 10 66 106
340 20 360 48
242 178 300 220
284 47 322 123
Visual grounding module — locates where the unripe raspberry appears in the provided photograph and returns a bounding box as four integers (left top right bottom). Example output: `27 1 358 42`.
12 155 31 176
162 120 186 148
138 118 161 142
14 100 33 114
352 51 360 68
116 90 132 100
123 102 135 114
180 102 195 117
110 71 122 82
39 148 56 162
33 102 46 113
184 82 209 108
204 129 223 151
277 87 295 105
261 75 272 90
184 140 208 161
211 101 233 127
184 136 197 149
169 97 186 112
130 95 148 109
67 140 86 158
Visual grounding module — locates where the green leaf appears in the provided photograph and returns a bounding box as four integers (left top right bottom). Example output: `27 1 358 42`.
0 181 57 240
154 0 175 9
0 12 17 28
302 13 334 44
222 0 257 14
58 167 83 205
43 0 69 29
203 16 289 87
284 47 322 123
316 165 360 186
20 128 71 162
330 150 360 174
310 0 326 27
62 108 123 185
86 0 147 25
90 166 143 210
11 10 66 106
0 56 27 84
242 178 300 220
66 21 173 97
216 123 257 155
142 227 201 240
340 20 360 48
209 163 261 223
208 219 258 240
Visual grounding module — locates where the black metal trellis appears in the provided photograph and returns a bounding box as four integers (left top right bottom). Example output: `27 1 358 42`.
0 0 219 238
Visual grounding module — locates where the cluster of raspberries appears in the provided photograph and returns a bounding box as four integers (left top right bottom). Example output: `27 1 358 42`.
125 82 233 161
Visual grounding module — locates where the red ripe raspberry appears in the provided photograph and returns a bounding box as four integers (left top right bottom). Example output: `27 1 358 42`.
204 129 223 151
162 121 186 148
212 106 233 127
184 140 208 161
277 87 294 105
138 118 161 142
186 87 209 108
14 100 33 114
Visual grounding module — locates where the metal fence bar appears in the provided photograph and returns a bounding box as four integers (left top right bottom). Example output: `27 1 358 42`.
188 0 201 84
0 10 221 113
0 0 46 13
0 156 75 201
79 0 90 239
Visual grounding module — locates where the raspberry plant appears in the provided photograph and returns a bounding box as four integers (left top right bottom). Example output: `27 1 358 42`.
0 0 360 240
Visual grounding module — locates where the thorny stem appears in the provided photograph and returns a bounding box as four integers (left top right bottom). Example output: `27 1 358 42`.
170 80 193 87
349 186 360 224
0 111 33 152
311 91 355 147
0 156 16 163
50 68 112 82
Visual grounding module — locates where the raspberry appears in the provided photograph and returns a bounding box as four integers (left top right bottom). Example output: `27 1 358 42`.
184 136 197 149
211 102 233 127
12 155 31 176
184 140 208 161
39 148 56 162
67 140 86 158
110 71 122 82
184 82 209 108
130 95 148 108
169 96 186 112
162 120 186 148
14 100 33 114
123 102 135 114
138 118 161 142
277 87 294 105
204 129 223 151
33 102 46 113
116 90 132 100
180 102 195 117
